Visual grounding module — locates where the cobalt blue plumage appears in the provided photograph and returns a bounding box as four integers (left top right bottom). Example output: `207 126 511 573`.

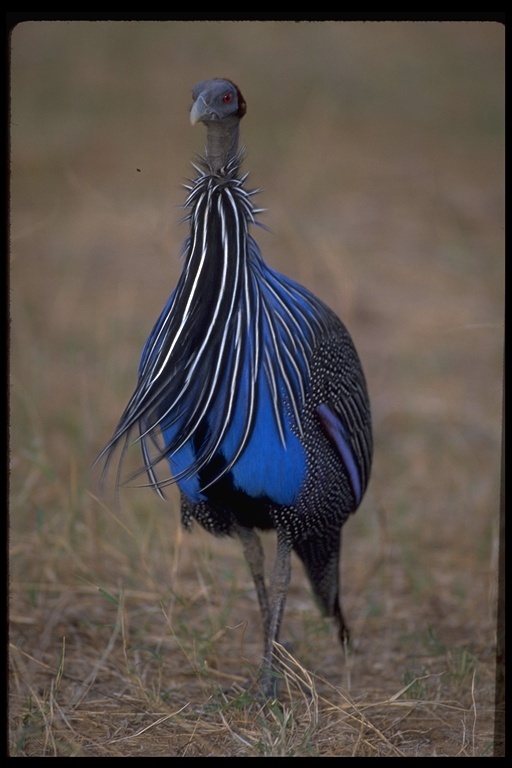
98 79 372 698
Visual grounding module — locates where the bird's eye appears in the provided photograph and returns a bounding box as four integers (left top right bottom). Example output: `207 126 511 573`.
223 92 233 104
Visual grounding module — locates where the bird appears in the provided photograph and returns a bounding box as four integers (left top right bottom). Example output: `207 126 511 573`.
97 78 372 699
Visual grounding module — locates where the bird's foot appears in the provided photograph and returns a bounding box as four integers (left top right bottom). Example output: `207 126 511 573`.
223 665 281 704
222 641 315 704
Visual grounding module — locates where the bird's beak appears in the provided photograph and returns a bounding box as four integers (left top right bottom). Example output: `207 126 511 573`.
190 94 210 126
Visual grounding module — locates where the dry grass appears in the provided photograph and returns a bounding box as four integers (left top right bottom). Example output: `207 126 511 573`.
9 20 503 756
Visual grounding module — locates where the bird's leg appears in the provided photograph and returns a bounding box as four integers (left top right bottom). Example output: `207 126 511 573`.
258 528 292 698
235 525 270 639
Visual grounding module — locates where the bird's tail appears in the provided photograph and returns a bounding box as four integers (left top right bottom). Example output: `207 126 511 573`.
293 529 349 643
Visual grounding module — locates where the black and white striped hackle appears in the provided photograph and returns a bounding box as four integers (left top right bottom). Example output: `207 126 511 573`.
98 79 372 698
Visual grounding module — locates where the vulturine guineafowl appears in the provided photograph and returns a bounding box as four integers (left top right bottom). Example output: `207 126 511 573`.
98 78 372 698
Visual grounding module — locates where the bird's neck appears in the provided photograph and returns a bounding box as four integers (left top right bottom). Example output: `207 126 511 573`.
205 118 240 173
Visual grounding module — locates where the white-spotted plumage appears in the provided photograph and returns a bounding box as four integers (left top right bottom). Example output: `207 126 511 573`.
97 79 372 698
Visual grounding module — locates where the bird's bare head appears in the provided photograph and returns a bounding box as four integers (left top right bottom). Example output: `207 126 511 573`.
190 79 246 173
190 78 246 126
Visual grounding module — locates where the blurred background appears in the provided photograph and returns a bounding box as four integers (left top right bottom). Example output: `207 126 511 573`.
9 20 504 755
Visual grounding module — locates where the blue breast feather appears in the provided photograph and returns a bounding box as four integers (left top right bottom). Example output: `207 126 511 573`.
139 262 350 507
